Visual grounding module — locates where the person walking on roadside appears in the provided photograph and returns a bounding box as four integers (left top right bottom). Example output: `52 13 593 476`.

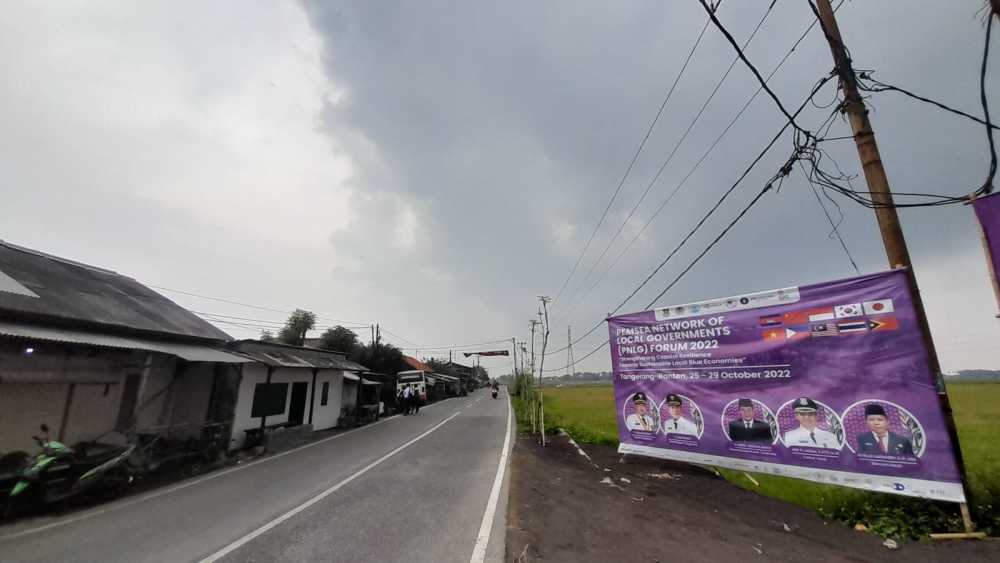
397 387 407 415
401 385 412 415
412 386 421 415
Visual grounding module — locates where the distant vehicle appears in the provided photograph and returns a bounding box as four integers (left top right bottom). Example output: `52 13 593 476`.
396 370 428 402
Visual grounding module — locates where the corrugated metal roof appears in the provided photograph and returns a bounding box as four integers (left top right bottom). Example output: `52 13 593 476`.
0 321 251 363
227 340 368 371
0 241 231 341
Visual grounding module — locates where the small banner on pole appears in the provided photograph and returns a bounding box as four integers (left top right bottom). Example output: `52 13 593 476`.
609 270 965 503
972 192 1000 313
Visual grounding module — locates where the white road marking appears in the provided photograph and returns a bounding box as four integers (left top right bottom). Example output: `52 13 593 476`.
199 410 463 563
468 394 513 563
422 396 457 409
0 412 406 541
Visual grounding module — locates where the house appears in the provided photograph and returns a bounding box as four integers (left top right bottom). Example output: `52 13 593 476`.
0 241 251 455
445 361 477 393
224 340 369 450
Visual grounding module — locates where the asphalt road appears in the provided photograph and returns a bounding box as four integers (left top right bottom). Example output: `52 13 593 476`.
0 388 512 563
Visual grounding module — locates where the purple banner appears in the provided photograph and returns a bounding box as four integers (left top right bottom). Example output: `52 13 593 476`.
973 192 1000 313
609 270 964 502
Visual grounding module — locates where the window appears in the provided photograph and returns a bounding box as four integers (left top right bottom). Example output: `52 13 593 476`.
321 381 330 406
251 383 288 418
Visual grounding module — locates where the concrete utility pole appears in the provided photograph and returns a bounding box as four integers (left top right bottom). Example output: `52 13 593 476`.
814 0 975 533
528 321 540 432
565 325 575 379
528 319 539 377
510 337 517 379
537 296 551 446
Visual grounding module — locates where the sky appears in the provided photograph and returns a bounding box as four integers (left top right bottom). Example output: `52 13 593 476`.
1 1 998 376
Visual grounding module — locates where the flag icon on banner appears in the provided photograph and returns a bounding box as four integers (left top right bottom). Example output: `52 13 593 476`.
783 310 808 325
834 303 862 318
808 307 835 322
811 323 839 337
762 328 784 341
863 299 895 315
837 320 868 333
786 327 809 341
784 308 834 325
869 317 899 332
759 314 782 327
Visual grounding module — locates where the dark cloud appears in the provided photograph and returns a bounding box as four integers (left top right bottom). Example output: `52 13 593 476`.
302 0 1000 372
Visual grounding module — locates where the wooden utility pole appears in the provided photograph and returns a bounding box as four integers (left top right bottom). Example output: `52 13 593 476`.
814 0 975 534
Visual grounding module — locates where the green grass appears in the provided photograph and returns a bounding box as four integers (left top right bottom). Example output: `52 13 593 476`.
533 381 1000 538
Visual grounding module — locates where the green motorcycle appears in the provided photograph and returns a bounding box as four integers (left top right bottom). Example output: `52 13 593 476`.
5 424 136 509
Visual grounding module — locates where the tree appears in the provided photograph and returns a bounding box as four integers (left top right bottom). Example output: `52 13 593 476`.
318 325 360 353
260 330 275 342
277 309 316 346
352 342 407 374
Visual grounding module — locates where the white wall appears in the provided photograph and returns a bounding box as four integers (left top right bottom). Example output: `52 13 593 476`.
309 370 344 432
230 364 314 450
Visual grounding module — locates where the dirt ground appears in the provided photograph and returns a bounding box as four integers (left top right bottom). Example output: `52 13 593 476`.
505 432 1000 563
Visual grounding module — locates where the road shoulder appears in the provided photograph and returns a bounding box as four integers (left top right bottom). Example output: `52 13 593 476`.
505 432 1000 563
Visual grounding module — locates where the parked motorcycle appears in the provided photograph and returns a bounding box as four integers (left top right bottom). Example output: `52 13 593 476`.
6 424 136 507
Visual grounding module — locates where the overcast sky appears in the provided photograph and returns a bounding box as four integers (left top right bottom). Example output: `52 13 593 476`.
2 1 998 375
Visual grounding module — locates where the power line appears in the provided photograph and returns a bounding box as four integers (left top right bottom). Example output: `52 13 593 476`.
392 337 513 352
800 0 995 208
379 328 419 347
149 284 368 325
557 0 780 322
551 11 715 304
697 0 807 133
545 175 783 373
192 311 368 329
856 74 1000 132
557 1 846 331
805 169 861 274
544 74 836 359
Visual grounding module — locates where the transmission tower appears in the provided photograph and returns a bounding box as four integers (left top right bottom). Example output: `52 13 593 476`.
566 325 576 379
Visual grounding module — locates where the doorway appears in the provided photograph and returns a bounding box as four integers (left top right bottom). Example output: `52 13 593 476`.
288 382 309 426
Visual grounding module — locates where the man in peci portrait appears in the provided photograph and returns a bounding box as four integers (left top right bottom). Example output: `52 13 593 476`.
728 398 772 442
856 403 914 455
